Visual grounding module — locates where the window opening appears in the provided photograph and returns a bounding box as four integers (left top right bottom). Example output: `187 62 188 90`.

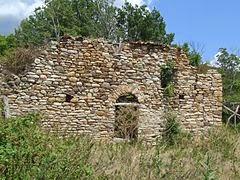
65 94 73 102
179 94 185 99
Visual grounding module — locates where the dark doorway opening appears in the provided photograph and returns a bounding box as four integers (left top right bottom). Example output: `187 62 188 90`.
114 93 139 140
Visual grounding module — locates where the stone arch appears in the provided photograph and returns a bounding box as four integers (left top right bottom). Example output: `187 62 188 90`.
116 93 139 103
109 85 144 106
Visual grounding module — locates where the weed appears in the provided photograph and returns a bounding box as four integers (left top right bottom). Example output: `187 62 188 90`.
201 153 215 180
163 82 175 97
162 112 182 146
1 115 240 179
161 60 175 89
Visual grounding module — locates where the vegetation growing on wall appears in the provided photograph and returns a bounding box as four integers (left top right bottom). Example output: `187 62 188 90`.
0 47 40 75
0 35 17 56
161 60 175 97
196 63 211 74
181 42 203 67
162 112 183 146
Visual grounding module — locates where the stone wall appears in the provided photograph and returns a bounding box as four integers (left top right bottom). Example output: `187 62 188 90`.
0 37 222 142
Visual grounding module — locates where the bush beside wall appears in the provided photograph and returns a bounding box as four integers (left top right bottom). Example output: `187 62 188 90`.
0 115 240 179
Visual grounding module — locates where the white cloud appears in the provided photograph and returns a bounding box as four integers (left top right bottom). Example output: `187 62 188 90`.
114 0 146 7
0 0 44 19
209 52 221 67
0 0 153 18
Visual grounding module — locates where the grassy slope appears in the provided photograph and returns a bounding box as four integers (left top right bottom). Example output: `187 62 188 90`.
0 115 240 179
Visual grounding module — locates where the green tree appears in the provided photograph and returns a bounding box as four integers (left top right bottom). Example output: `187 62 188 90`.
216 48 240 102
0 35 17 56
0 35 8 55
14 0 174 46
116 2 174 44
94 0 118 40
15 0 76 46
15 0 118 46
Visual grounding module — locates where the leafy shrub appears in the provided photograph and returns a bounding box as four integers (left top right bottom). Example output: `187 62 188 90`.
180 42 202 67
161 61 175 99
162 112 182 146
161 60 175 88
0 34 17 56
163 82 175 97
0 114 94 179
189 51 202 67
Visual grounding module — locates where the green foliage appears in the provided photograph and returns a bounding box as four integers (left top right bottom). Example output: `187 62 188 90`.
16 0 104 45
0 114 94 179
161 60 175 87
216 48 240 102
0 98 3 119
13 0 173 47
164 82 175 97
162 112 182 146
201 154 216 180
116 2 174 44
0 34 17 56
189 52 202 67
217 48 240 72
161 60 175 97
181 42 202 67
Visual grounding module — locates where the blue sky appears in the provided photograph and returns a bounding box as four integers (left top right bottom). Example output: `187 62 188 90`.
0 0 239 61
151 0 240 61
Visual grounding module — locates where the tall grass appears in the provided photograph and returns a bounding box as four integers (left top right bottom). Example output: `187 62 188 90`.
0 114 240 179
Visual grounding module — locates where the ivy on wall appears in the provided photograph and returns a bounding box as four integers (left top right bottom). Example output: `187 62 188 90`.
161 60 175 97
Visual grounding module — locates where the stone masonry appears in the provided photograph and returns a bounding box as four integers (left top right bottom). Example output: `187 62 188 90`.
0 36 222 142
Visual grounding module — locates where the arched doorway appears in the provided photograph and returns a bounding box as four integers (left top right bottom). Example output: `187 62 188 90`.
114 93 139 140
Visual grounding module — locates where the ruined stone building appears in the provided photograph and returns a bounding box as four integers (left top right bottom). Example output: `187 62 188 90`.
0 37 222 142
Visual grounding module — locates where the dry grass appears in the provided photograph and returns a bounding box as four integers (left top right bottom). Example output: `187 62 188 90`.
1 114 240 179
0 47 39 75
87 127 240 179
114 105 139 140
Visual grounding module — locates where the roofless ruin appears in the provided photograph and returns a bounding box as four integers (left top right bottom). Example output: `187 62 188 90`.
0 36 222 142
